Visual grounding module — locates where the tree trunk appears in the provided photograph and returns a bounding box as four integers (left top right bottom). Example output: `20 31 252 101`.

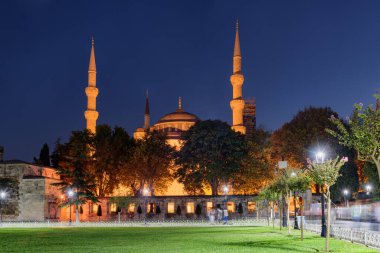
286 198 291 235
300 204 304 241
256 201 259 221
279 201 282 230
211 180 218 196
271 203 275 229
326 187 331 252
372 158 380 183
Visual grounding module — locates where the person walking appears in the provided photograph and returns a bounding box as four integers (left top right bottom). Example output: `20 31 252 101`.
217 207 223 224
223 209 229 225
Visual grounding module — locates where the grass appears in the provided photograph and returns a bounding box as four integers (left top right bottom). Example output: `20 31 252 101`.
0 225 378 253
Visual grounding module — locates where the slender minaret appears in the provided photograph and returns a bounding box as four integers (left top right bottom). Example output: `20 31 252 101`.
144 90 150 129
230 20 246 134
84 36 99 133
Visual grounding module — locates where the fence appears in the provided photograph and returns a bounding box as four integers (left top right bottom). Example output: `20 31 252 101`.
304 222 380 249
0 218 269 228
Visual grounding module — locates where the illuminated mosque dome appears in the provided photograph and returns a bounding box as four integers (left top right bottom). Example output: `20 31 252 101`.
153 97 200 143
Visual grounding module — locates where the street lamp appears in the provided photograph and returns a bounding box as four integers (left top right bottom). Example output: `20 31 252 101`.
143 188 149 225
366 185 372 195
343 189 349 207
67 190 74 225
0 191 7 224
290 172 299 229
316 150 327 238
316 151 325 163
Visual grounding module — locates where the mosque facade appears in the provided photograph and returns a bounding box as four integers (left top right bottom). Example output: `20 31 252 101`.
84 21 257 196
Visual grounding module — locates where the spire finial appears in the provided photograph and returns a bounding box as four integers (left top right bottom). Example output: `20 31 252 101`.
178 96 182 111
145 90 150 115
233 20 241 57
88 36 96 73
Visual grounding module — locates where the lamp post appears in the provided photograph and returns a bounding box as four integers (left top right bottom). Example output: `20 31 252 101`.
278 160 288 228
316 151 327 237
0 191 7 224
290 172 299 229
143 188 149 225
67 190 74 225
343 189 349 207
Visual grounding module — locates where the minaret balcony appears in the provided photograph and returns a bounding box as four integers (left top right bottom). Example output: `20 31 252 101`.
230 98 245 110
230 73 244 86
85 86 99 97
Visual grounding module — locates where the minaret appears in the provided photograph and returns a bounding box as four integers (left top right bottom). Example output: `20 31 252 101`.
144 90 150 129
230 20 246 134
84 36 99 133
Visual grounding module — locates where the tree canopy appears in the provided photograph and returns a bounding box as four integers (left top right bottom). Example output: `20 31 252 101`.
271 107 339 168
175 120 247 195
122 130 175 196
232 128 274 194
327 95 380 182
34 143 51 166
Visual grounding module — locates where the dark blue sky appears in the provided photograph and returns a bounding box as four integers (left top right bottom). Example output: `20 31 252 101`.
1 0 380 161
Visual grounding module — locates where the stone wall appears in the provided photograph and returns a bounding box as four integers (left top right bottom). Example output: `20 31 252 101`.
0 161 61 221
59 195 259 222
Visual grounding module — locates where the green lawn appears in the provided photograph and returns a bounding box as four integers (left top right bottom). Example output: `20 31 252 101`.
0 226 378 253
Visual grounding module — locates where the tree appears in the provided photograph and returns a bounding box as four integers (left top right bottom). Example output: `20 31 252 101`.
175 120 246 195
232 128 275 194
97 205 102 221
52 130 98 224
110 196 132 222
288 171 312 241
330 148 359 202
92 125 133 197
34 143 50 166
363 162 380 193
271 107 339 168
327 95 380 182
307 156 347 252
123 130 174 196
195 204 202 218
271 106 359 197
270 169 294 235
176 205 181 216
259 186 279 229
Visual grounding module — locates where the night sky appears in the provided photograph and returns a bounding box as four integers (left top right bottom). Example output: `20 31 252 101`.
1 0 380 161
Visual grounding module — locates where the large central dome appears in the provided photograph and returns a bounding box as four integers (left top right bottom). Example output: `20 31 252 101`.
156 97 200 124
152 97 200 144
157 110 200 123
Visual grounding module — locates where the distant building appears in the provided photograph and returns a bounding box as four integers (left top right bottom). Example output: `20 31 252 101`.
0 160 61 221
243 98 257 141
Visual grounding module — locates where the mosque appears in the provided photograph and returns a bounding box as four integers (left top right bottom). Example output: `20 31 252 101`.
0 21 260 222
84 21 256 195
